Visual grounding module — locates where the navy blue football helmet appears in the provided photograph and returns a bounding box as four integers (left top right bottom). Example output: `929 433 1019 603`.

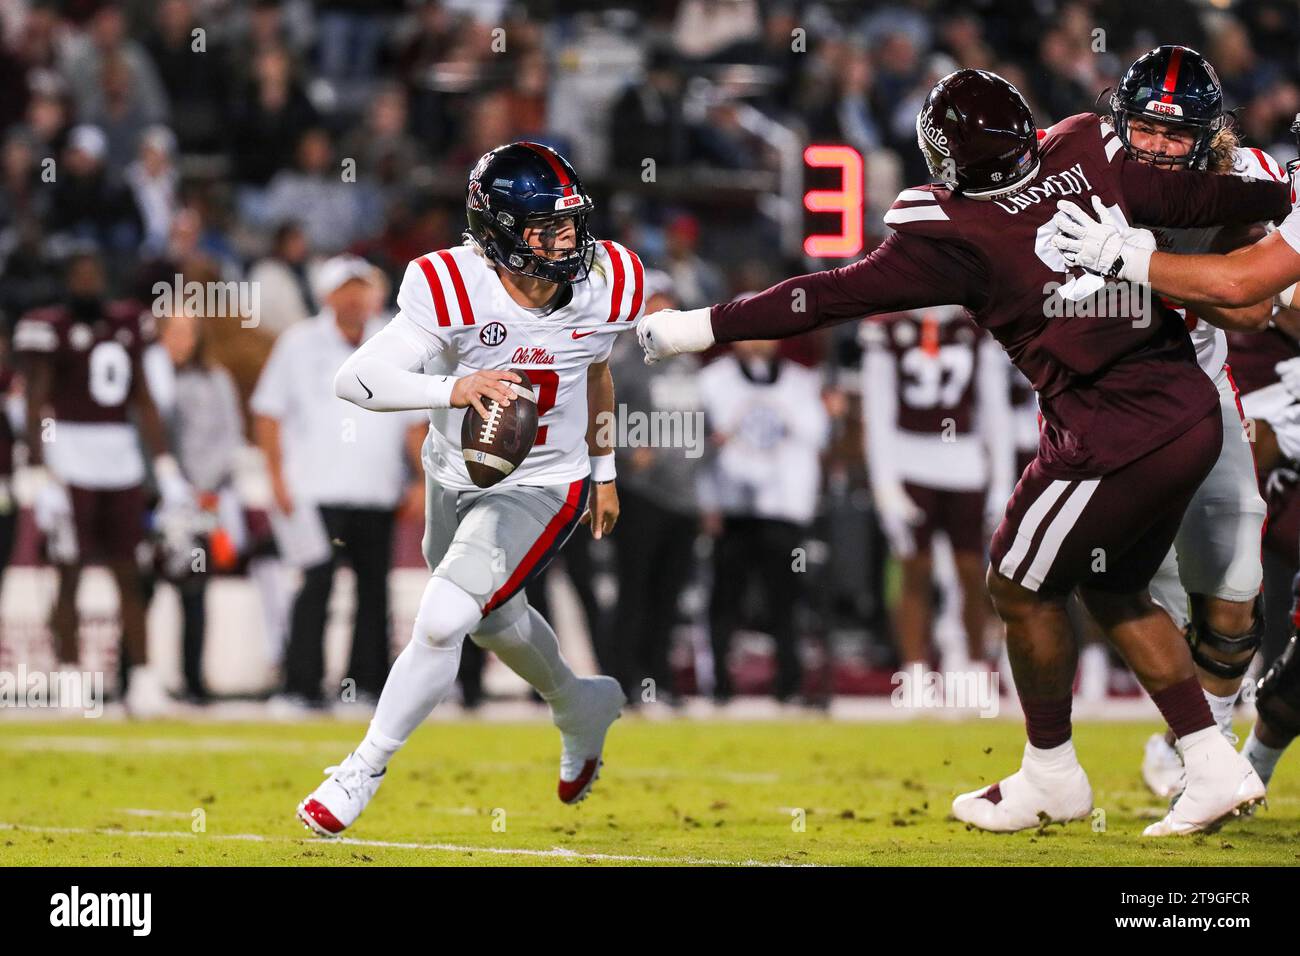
1111 45 1225 169
464 142 596 285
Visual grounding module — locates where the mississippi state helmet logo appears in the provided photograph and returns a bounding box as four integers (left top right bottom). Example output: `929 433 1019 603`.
480 321 508 347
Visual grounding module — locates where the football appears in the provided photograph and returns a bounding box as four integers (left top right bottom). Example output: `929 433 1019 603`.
460 368 539 488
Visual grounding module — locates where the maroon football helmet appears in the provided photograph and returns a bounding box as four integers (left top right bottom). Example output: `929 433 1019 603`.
915 69 1040 198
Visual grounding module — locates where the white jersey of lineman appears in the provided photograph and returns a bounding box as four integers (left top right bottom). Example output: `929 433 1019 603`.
1144 146 1280 626
394 239 646 492
1150 146 1287 376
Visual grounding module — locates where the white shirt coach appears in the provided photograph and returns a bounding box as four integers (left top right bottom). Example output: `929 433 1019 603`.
251 309 423 509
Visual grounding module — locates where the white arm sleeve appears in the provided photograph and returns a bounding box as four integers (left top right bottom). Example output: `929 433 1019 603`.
975 337 1016 496
334 312 456 411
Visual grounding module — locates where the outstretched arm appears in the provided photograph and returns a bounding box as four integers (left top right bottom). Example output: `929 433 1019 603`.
1121 159 1290 230
1176 224 1273 332
1146 230 1300 309
1053 199 1300 309
640 232 987 360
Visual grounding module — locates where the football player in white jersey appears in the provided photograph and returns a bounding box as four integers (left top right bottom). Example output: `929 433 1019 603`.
1054 90 1300 799
296 142 647 835
1083 47 1282 798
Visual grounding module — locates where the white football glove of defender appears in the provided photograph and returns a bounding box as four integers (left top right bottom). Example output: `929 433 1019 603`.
873 481 923 557
1050 196 1156 283
638 307 715 364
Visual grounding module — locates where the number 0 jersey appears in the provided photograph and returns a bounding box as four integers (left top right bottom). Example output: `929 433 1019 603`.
13 302 152 489
396 240 646 491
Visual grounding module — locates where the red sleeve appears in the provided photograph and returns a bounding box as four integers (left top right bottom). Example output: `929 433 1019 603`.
710 232 987 343
1121 159 1290 229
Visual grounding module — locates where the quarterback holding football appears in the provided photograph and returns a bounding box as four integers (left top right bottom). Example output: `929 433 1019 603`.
297 142 645 835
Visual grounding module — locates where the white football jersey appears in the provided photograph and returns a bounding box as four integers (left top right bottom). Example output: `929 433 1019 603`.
1149 146 1286 376
395 239 646 491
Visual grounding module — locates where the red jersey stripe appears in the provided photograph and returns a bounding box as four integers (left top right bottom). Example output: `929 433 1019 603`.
1249 148 1281 181
602 240 626 322
417 256 451 327
626 248 645 321
482 478 586 614
435 250 475 325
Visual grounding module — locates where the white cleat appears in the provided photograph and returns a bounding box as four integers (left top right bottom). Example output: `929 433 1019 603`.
552 676 626 804
296 753 386 836
1143 729 1265 836
124 666 171 719
952 741 1093 832
1141 732 1185 799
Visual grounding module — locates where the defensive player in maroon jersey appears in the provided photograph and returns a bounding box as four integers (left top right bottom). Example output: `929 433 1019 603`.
14 252 191 716
640 69 1291 835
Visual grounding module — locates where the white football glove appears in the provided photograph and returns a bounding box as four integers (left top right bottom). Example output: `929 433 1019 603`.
873 481 923 557
1277 356 1300 400
1050 195 1156 283
638 307 715 364
29 466 78 563
153 454 193 508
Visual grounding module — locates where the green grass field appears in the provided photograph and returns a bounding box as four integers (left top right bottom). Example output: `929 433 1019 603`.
1 716 1297 866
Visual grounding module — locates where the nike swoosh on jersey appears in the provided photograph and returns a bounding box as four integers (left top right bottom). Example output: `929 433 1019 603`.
356 375 374 400
571 329 598 339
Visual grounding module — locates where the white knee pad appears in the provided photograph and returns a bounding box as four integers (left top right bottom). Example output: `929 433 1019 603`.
413 575 482 650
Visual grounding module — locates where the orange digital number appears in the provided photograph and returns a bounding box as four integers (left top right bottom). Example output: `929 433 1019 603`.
803 145 864 259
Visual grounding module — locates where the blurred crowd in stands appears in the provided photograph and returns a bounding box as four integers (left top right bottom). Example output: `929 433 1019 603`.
4 0 1300 707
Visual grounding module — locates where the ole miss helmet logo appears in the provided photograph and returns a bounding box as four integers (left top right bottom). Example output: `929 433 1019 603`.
480 321 507 346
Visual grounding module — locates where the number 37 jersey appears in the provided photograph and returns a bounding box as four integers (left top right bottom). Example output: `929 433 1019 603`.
396 240 646 491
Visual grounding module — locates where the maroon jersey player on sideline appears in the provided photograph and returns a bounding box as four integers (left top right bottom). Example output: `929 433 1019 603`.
639 69 1291 836
861 307 1013 669
13 252 191 716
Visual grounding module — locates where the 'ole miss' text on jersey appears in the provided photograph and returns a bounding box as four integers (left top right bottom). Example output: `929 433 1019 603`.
397 239 646 491
711 113 1291 478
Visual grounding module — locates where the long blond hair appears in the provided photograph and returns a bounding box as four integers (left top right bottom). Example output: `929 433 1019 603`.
1207 124 1241 174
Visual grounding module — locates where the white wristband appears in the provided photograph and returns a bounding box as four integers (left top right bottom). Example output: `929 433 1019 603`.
427 375 456 409
1279 283 1297 309
1118 242 1152 284
590 454 617 482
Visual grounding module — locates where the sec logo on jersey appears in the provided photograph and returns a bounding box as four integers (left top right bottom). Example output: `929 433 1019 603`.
479 321 507 347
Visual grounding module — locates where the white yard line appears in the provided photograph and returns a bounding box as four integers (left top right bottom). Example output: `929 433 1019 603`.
0 821 790 867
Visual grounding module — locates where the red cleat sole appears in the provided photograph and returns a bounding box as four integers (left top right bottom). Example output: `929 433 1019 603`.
297 798 347 837
557 758 602 804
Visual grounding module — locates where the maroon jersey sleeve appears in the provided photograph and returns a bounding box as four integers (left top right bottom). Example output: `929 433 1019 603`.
711 231 987 343
1120 158 1289 229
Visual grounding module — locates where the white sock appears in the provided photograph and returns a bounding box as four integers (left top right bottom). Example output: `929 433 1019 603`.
1242 726 1286 787
1025 738 1079 769
472 606 578 704
1204 688 1239 740
357 576 480 772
